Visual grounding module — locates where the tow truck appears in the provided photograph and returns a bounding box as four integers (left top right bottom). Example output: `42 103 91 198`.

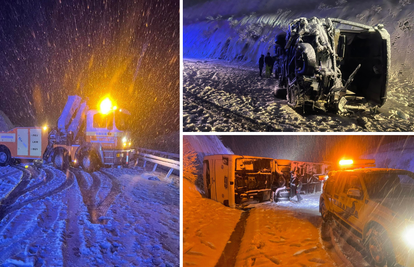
0 95 133 172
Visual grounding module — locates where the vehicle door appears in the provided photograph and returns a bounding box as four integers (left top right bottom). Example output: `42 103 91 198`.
213 157 229 206
331 172 347 217
342 174 366 236
323 172 336 208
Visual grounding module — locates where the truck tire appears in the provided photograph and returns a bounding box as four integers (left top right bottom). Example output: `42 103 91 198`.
320 199 331 222
81 150 99 173
0 145 11 166
365 225 396 267
53 148 69 171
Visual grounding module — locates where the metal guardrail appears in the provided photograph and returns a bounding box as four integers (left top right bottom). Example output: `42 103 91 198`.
135 148 180 178
136 148 179 160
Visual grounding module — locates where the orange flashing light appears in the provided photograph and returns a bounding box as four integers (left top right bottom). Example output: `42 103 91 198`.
339 159 354 166
99 97 113 115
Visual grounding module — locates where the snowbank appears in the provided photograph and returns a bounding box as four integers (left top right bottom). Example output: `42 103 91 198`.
184 0 414 81
183 178 242 267
363 137 414 172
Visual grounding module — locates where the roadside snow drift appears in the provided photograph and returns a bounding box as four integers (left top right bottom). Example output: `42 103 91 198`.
184 0 414 81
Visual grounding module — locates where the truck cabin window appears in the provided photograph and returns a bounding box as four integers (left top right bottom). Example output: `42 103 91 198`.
114 111 130 131
93 113 114 129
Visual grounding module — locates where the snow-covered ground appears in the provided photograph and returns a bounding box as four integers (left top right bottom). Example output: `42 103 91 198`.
183 58 414 132
0 165 179 266
235 195 336 267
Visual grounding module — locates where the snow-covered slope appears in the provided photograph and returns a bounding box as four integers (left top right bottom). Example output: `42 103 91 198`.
184 0 414 81
364 137 414 171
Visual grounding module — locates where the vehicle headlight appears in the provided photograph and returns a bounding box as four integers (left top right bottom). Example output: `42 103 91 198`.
403 225 414 248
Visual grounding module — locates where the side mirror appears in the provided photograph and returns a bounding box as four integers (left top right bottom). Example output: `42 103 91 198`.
347 188 362 199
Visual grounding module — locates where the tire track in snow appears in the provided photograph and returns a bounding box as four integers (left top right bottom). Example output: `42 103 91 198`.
96 171 121 222
61 172 87 267
73 169 120 224
0 168 75 221
0 167 31 210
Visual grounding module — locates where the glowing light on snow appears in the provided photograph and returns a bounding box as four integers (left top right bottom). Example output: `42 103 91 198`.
404 226 414 247
99 97 113 115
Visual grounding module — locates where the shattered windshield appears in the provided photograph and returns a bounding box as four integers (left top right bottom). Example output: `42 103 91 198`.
363 171 414 199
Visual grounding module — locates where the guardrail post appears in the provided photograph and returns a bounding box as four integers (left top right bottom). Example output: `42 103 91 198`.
152 163 158 172
165 168 174 179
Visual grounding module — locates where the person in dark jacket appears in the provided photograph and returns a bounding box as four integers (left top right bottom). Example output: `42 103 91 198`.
259 54 264 77
265 52 273 78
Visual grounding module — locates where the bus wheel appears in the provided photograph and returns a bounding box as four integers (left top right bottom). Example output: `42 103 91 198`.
53 148 69 171
0 145 11 166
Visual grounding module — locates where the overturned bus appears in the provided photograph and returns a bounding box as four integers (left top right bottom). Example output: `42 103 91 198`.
273 17 390 112
203 154 274 208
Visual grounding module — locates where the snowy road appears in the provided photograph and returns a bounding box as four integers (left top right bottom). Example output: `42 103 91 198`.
0 165 179 266
184 188 372 267
183 59 414 132
232 195 337 267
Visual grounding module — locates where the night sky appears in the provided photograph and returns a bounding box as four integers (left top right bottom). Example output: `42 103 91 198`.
220 135 414 163
0 0 179 150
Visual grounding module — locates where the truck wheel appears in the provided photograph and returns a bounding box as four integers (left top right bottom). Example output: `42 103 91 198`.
0 145 11 166
53 148 69 171
81 151 98 173
365 226 396 267
320 199 331 222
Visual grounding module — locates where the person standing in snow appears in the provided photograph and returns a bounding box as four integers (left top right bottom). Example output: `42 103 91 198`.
259 54 264 77
295 174 303 202
265 52 273 78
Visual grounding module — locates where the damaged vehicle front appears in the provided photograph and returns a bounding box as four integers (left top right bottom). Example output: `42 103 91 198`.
273 17 390 113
